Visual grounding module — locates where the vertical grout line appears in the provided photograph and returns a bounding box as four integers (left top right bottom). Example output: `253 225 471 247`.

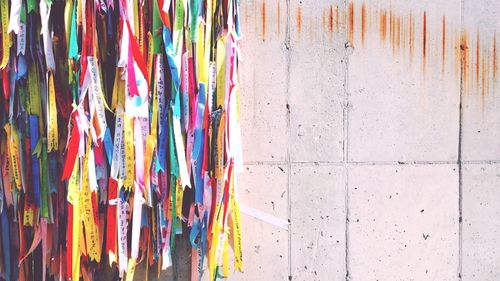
458 0 464 279
284 0 292 280
343 0 351 280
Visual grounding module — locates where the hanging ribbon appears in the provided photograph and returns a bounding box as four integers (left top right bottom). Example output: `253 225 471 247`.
0 0 245 280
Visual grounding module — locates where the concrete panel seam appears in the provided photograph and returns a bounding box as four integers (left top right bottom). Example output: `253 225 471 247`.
344 0 351 280
244 160 500 166
285 0 292 280
458 0 465 279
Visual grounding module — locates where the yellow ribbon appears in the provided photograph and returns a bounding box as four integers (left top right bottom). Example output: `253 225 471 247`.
47 72 59 152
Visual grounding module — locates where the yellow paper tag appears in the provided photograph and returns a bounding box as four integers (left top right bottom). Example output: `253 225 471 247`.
23 206 34 227
231 177 243 272
111 68 126 110
28 67 43 117
197 24 206 84
4 124 22 190
176 179 183 218
72 191 81 281
146 32 154 82
123 115 135 190
0 0 10 69
201 0 213 85
223 234 229 277
125 258 136 281
215 113 225 180
67 159 80 205
208 203 223 279
216 36 226 108
80 144 101 262
143 135 155 201
48 73 59 152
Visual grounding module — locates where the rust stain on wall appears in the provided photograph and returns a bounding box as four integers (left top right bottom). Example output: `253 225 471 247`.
482 51 486 96
409 13 414 63
329 5 334 34
422 12 427 72
297 6 302 34
336 6 339 32
461 32 469 92
494 33 497 81
287 1 498 98
454 31 461 79
361 3 366 47
261 0 266 40
442 16 446 73
389 9 394 51
476 31 480 86
380 9 387 42
277 0 281 35
348 2 354 43
396 16 401 50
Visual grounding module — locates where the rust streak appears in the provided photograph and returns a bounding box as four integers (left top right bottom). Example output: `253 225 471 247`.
461 32 469 92
310 16 315 40
297 6 302 34
336 6 339 32
348 2 354 43
476 31 480 86
261 0 266 40
277 0 281 35
361 2 366 47
323 10 326 32
402 15 406 51
486 55 490 95
455 31 461 79
390 10 394 51
396 16 401 50
494 33 497 81
482 52 486 96
329 5 334 34
423 12 427 71
380 9 387 42
409 13 414 63
442 16 446 72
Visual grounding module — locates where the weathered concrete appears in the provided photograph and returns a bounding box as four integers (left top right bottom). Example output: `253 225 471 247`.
348 165 459 280
289 0 346 163
462 164 500 280
461 0 500 161
290 165 346 281
348 0 461 162
134 0 500 280
239 0 289 163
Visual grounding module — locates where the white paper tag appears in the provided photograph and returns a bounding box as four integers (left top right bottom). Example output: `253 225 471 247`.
88 56 108 139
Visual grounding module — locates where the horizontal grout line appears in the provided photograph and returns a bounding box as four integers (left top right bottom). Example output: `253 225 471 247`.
243 160 500 166
347 160 458 165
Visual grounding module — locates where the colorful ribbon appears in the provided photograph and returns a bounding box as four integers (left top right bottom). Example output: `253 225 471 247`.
0 0 244 280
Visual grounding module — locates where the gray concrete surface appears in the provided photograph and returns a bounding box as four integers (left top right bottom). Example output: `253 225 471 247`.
135 0 500 280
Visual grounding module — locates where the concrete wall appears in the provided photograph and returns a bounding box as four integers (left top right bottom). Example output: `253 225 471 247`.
138 0 500 280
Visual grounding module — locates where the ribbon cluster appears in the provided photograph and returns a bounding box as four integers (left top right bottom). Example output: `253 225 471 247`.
0 0 244 280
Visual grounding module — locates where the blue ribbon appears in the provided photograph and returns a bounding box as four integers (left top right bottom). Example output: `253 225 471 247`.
29 115 41 208
1 203 10 281
193 84 205 204
103 127 113 166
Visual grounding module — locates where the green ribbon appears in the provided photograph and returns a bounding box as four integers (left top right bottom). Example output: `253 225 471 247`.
152 0 162 54
27 0 38 14
41 141 49 218
189 0 199 42
68 1 79 60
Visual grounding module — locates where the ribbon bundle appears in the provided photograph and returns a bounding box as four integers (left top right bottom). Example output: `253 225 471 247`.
0 0 244 280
